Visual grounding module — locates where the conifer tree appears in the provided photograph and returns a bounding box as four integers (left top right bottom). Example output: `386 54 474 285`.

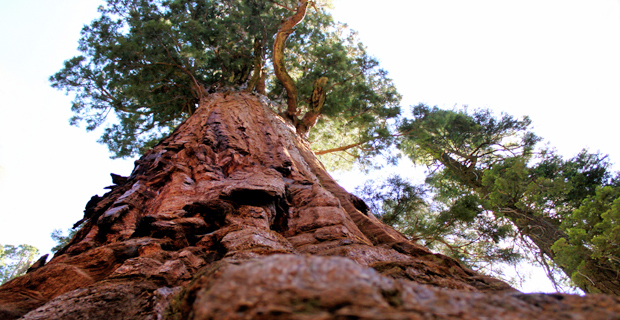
2 1 620 318
0 245 39 285
50 0 400 166
393 104 620 295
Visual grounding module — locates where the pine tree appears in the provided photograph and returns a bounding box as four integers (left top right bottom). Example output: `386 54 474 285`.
396 104 620 295
0 245 39 285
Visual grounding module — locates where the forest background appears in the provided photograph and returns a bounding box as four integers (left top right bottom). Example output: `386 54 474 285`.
0 0 619 293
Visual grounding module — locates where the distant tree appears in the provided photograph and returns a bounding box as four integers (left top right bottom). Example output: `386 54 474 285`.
552 179 620 292
51 228 79 254
391 104 620 295
357 175 523 283
0 244 39 284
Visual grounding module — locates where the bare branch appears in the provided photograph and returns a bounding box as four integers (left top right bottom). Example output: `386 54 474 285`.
314 140 366 156
273 0 309 119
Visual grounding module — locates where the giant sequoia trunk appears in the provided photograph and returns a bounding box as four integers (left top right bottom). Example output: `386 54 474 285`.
1 92 619 319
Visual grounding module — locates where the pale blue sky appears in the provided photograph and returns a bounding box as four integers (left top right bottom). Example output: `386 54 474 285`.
0 0 619 293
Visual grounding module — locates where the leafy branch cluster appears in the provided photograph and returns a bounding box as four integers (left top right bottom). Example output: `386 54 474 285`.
47 0 620 296
0 244 39 285
358 105 620 294
51 0 400 161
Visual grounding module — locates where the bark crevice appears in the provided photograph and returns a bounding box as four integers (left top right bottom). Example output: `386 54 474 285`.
2 92 618 319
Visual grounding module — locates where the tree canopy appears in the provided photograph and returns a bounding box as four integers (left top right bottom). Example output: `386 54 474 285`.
356 175 520 280
49 0 620 295
51 228 80 254
50 0 400 164
0 244 39 285
369 104 620 294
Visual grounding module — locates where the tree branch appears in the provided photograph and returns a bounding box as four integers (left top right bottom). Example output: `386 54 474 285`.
245 38 265 93
298 76 328 135
148 62 203 99
268 0 296 12
314 128 414 156
150 38 204 100
273 0 309 120
314 140 367 156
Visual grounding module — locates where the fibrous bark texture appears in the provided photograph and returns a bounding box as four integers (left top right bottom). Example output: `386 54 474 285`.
1 92 619 319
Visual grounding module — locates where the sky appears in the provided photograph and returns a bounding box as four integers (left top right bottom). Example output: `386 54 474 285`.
0 0 619 293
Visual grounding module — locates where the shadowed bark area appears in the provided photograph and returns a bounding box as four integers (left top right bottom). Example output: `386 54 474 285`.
1 92 620 319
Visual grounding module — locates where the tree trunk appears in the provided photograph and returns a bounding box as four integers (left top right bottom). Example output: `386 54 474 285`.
500 205 620 295
439 153 620 295
1 92 619 319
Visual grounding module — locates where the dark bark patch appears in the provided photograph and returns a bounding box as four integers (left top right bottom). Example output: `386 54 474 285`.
222 189 276 207
271 197 290 234
348 193 370 216
183 199 235 229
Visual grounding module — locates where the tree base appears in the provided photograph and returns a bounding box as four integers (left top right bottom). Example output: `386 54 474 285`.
1 92 618 319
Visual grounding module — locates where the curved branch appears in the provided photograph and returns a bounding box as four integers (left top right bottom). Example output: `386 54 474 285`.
273 0 309 119
314 128 414 156
298 76 328 135
153 38 205 100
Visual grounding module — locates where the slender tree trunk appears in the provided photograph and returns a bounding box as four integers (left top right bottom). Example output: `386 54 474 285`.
438 153 620 295
0 92 618 319
500 205 620 295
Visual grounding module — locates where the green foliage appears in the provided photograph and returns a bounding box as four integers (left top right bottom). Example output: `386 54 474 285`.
533 150 613 208
357 175 427 229
396 104 620 293
398 104 539 169
552 184 620 292
51 0 400 162
480 150 618 292
0 244 39 284
356 175 521 275
281 16 401 170
51 228 80 254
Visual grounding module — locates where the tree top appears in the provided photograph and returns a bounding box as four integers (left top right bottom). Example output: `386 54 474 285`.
51 0 401 163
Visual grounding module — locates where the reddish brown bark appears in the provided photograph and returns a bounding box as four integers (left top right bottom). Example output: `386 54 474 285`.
273 0 308 118
1 92 619 319
297 76 328 136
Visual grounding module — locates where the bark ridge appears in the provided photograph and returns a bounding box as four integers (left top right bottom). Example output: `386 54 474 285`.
1 92 619 319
